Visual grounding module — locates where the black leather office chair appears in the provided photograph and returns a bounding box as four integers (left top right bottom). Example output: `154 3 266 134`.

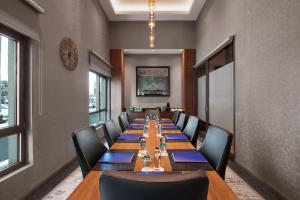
118 113 129 132
100 170 209 200
176 113 187 131
182 115 200 147
72 126 108 178
126 112 133 124
171 110 181 124
103 120 121 148
199 125 233 179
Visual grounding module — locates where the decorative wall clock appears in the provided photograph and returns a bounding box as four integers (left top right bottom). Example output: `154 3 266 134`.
59 37 79 71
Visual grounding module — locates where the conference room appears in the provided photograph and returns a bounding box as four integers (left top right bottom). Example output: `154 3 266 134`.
0 0 299 200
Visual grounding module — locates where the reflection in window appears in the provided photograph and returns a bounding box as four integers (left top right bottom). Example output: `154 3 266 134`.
0 134 18 170
88 71 110 125
0 25 27 177
0 35 16 128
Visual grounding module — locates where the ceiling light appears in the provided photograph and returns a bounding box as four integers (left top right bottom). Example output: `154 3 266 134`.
148 0 156 48
148 0 155 11
148 21 155 29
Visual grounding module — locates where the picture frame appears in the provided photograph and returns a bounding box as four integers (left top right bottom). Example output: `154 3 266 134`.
136 66 170 97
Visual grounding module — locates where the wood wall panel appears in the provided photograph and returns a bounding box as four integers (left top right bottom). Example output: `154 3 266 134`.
182 49 196 115
110 49 124 119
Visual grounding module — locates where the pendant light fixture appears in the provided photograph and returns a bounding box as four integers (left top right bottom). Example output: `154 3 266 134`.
148 0 155 48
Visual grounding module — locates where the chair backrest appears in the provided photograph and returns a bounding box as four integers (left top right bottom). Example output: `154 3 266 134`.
118 113 129 132
103 120 121 147
72 126 107 178
199 125 233 179
183 115 200 147
126 112 133 124
171 110 181 124
100 170 209 200
176 113 187 131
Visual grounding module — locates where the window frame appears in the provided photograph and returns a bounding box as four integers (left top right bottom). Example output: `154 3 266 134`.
88 70 111 125
195 40 235 158
0 24 27 177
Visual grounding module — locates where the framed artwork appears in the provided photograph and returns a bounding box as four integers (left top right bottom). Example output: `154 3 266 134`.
136 66 170 97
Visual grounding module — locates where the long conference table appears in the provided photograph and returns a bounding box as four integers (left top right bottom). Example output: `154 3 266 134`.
68 119 238 200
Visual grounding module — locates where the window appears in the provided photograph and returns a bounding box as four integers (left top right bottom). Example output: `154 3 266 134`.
195 40 235 156
89 71 110 125
0 24 27 177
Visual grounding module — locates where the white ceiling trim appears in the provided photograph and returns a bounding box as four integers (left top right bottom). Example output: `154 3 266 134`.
98 0 206 21
124 49 183 55
110 0 193 13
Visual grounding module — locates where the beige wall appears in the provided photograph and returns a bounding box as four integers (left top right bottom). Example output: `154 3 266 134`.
0 0 110 199
124 54 182 109
196 0 300 199
110 21 196 49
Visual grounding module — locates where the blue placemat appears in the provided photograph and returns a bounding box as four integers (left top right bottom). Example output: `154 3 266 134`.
162 125 178 130
118 134 141 141
172 151 208 163
93 150 138 171
164 134 189 140
167 150 213 171
98 152 134 164
127 125 144 130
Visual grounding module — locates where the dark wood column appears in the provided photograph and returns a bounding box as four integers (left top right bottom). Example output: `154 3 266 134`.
182 49 196 115
110 49 124 119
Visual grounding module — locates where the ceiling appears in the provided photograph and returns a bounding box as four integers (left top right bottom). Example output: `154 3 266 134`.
124 49 183 54
99 0 206 21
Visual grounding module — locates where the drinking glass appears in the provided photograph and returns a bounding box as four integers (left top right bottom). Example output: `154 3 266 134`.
153 148 161 171
139 137 147 156
157 124 162 136
160 136 167 156
143 125 149 137
142 155 152 172
160 135 166 144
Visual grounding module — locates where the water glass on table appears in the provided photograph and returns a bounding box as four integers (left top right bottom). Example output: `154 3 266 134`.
157 124 162 137
142 155 152 172
160 135 166 144
145 115 150 125
143 125 149 137
159 137 168 156
153 147 164 172
155 115 160 125
139 136 147 156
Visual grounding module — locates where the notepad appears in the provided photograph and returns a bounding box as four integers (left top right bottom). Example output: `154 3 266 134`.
128 125 144 130
98 152 134 164
172 151 208 163
118 134 141 141
164 134 188 140
162 125 178 129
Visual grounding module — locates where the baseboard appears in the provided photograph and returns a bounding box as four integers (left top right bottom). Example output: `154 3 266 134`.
26 158 78 200
232 161 287 200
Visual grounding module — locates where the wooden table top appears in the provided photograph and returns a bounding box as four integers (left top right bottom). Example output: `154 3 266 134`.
68 120 238 200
